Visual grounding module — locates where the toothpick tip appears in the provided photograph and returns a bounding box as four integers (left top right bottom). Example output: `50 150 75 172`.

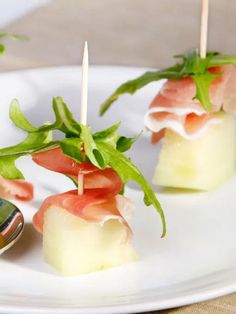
82 41 88 64
84 41 88 54
200 0 209 59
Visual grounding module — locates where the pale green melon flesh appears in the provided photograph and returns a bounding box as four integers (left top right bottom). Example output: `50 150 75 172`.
153 112 236 190
43 206 137 276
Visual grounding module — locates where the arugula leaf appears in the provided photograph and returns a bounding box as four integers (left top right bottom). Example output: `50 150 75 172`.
93 122 121 139
209 55 236 67
0 155 24 180
0 31 28 56
93 122 120 147
100 50 236 114
0 32 8 39
10 97 81 136
81 124 107 168
59 138 83 163
99 65 183 116
0 128 54 178
52 97 81 136
0 32 28 41
0 131 53 157
177 50 202 74
192 72 220 112
116 135 137 152
0 130 53 180
0 44 5 55
96 141 166 237
38 97 81 136
176 51 221 111
177 50 218 75
10 99 37 132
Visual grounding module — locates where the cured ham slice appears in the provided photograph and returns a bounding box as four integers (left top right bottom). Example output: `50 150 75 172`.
32 148 133 238
147 111 222 143
33 190 133 239
32 168 130 232
145 65 236 142
32 147 97 176
0 176 33 201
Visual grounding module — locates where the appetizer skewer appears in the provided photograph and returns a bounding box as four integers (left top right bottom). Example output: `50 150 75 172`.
33 148 137 275
36 43 137 275
78 41 88 196
100 0 236 191
0 45 166 275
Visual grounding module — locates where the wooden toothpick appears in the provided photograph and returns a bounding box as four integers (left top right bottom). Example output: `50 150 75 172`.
78 171 84 195
200 0 209 59
78 41 89 195
80 41 88 125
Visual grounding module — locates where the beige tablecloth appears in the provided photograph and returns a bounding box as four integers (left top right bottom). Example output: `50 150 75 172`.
1 1 236 313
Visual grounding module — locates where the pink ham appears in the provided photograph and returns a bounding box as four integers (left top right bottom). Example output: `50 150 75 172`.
33 147 97 176
145 65 236 143
32 148 134 239
33 190 133 240
0 176 33 201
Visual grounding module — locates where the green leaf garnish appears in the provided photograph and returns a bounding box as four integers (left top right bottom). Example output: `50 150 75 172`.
37 97 81 136
93 122 120 147
0 31 29 55
0 131 53 157
96 141 166 237
10 99 37 132
0 156 24 180
0 32 28 41
93 122 121 139
59 138 83 163
116 135 138 152
99 65 183 115
209 55 236 67
100 50 236 114
0 44 5 55
51 97 81 136
192 72 220 112
0 98 166 237
177 50 218 75
80 124 107 168
0 131 53 179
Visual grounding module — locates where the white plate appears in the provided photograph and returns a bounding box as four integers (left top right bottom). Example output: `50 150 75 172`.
0 66 236 314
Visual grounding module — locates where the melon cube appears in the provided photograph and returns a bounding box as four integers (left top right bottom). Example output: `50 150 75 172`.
43 206 137 276
153 112 236 190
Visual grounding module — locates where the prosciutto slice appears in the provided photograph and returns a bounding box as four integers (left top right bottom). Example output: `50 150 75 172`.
0 176 33 201
145 65 236 143
33 147 97 176
32 148 134 238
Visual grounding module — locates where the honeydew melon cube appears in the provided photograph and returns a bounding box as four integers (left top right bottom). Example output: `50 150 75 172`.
153 112 236 190
43 206 137 276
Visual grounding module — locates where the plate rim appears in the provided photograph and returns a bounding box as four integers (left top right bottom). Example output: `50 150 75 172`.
1 282 235 314
0 65 235 314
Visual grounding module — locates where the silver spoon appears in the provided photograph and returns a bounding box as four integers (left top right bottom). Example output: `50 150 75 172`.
0 198 24 254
